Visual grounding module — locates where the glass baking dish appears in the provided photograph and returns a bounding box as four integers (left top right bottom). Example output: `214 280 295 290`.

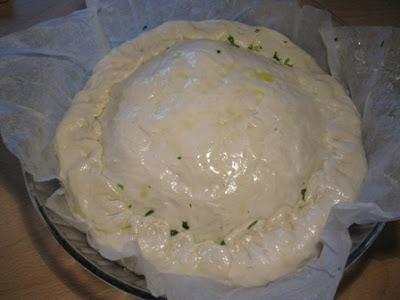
24 172 384 299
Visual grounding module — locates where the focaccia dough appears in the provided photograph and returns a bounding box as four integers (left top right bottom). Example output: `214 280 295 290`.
55 20 366 286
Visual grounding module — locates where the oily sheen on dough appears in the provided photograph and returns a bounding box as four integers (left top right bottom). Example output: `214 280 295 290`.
55 20 367 287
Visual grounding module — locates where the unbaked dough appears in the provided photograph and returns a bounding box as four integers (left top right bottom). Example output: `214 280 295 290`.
55 20 366 287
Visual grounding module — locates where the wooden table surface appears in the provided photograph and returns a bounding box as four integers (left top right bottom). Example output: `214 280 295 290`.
0 1 399 299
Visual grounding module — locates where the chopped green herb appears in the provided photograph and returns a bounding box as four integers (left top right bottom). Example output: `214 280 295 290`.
334 37 338 42
189 203 192 208
182 221 190 230
220 240 226 246
117 183 124 192
147 185 152 189
128 204 132 208
170 229 179 236
283 57 294 67
283 40 288 44
273 51 294 67
248 44 263 52
145 209 154 216
273 51 280 62
255 28 260 33
216 49 221 54
380 40 385 47
227 35 240 48
247 220 258 230
142 25 148 31
177 156 182 160
301 188 307 200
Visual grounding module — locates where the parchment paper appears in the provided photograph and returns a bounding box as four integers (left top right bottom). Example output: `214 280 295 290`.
1 0 399 299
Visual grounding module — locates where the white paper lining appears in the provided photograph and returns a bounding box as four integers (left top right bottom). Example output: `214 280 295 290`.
0 1 399 299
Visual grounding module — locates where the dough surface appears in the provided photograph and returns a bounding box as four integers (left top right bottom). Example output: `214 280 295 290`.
55 20 367 286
